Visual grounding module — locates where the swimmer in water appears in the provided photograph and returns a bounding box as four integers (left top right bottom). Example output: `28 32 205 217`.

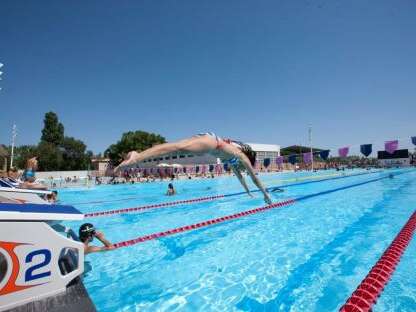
166 183 176 196
115 133 272 204
79 223 114 254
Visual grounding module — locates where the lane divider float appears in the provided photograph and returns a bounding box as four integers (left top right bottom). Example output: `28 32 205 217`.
75 170 381 206
84 195 225 218
84 170 383 218
112 173 400 248
339 210 416 312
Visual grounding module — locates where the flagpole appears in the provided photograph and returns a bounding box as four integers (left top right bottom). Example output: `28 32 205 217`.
10 124 17 168
309 124 313 171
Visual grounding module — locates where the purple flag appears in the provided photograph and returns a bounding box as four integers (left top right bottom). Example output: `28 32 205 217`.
338 147 349 158
385 140 398 154
303 152 312 164
276 156 284 165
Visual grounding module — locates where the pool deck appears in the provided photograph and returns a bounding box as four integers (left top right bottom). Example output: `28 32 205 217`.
7 277 96 312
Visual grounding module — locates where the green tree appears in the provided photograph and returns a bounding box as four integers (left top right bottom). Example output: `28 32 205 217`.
37 141 63 171
40 112 64 146
105 131 166 165
61 137 91 170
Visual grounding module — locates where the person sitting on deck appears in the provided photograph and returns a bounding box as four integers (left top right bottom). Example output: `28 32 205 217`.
115 133 272 204
166 183 176 196
20 157 48 190
79 223 114 254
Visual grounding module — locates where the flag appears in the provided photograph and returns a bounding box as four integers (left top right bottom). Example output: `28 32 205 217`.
338 147 349 157
360 144 372 157
319 150 330 160
385 140 398 154
303 152 312 163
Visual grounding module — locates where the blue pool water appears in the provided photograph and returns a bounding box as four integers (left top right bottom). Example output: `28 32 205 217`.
59 169 416 311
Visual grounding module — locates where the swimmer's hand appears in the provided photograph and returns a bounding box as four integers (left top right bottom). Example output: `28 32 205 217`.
264 194 272 205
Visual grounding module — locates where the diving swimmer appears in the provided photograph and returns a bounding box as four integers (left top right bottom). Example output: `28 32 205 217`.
115 133 272 204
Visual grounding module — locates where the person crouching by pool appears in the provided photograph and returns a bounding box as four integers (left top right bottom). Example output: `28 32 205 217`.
79 223 114 254
20 157 48 190
166 183 176 196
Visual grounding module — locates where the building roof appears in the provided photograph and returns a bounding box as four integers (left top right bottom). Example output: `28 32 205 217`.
246 143 280 152
281 145 323 155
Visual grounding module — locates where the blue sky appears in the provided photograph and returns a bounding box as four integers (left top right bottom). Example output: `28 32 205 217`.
1 0 415 154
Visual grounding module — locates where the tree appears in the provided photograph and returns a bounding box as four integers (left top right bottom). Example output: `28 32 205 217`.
37 142 63 171
60 137 91 170
105 131 166 165
41 112 64 146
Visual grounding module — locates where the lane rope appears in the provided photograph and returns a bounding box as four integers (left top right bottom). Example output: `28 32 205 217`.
112 173 401 248
84 170 382 218
339 211 416 312
84 195 225 218
71 173 346 206
74 170 381 206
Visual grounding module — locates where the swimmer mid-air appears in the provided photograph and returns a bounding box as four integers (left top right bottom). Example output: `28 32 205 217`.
116 133 272 204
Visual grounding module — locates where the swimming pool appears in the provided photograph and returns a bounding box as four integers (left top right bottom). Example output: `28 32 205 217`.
59 169 416 311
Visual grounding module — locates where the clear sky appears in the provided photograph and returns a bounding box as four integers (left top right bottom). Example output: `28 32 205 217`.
1 0 415 154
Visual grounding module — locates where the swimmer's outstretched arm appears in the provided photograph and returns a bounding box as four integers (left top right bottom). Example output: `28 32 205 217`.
239 157 272 205
217 143 272 204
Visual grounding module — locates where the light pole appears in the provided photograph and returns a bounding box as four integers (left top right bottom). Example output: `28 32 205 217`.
10 124 17 168
0 62 3 91
309 124 313 171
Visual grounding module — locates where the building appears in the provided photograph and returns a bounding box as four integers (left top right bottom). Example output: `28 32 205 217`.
91 158 111 174
246 143 280 169
137 142 280 169
138 153 218 168
377 149 410 167
0 145 9 172
280 145 323 156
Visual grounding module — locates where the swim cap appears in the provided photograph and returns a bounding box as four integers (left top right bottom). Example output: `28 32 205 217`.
79 223 96 242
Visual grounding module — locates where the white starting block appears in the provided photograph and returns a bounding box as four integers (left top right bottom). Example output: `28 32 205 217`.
0 203 85 311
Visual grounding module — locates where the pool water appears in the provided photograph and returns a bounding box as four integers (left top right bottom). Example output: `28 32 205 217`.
59 169 416 311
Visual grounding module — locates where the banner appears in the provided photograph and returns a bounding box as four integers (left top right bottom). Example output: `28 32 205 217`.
276 156 284 165
412 136 416 146
263 158 271 168
319 150 330 160
360 144 372 157
303 152 312 163
338 147 349 158
385 140 398 154
288 155 297 165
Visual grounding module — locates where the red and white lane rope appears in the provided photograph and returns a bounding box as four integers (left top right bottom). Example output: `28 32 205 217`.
339 211 416 312
85 171 380 218
84 195 225 218
112 198 296 248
